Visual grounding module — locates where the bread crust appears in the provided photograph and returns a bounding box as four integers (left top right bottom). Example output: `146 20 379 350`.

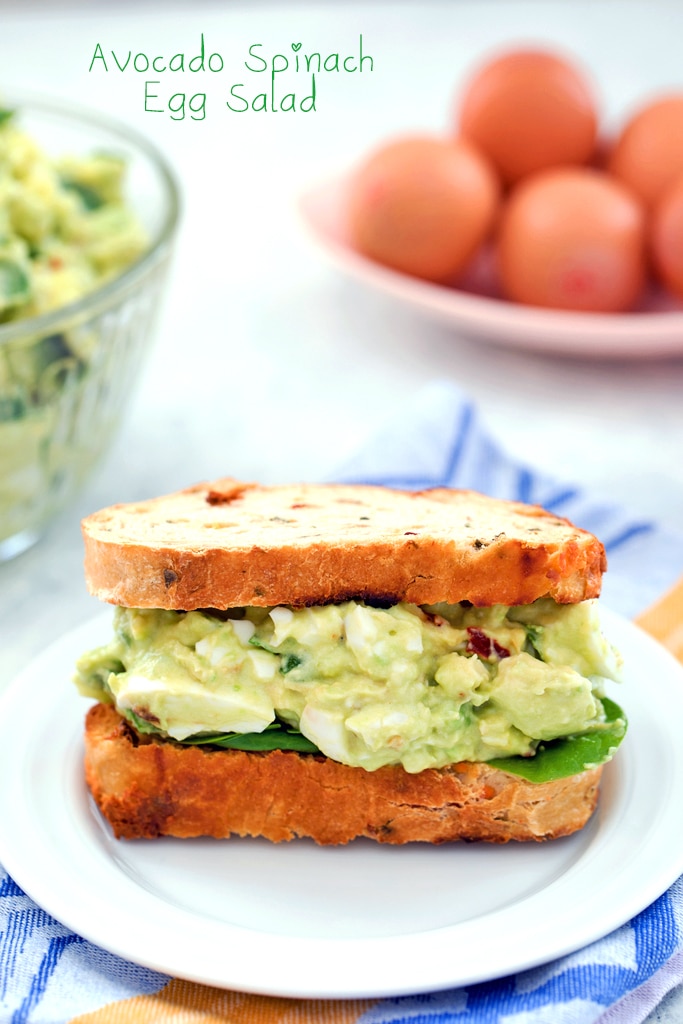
82 480 606 610
84 704 603 845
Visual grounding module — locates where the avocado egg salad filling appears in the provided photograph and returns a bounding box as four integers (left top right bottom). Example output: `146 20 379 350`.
0 105 147 323
75 597 626 782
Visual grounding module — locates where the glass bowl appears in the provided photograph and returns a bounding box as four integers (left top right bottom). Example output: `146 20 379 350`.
0 98 180 561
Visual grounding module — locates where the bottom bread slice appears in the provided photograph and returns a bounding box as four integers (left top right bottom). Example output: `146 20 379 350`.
84 703 603 844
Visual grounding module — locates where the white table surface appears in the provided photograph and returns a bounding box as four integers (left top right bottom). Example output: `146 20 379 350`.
2 1 683 1019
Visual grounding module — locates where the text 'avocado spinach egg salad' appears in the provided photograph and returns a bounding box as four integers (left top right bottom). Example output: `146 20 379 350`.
76 596 626 783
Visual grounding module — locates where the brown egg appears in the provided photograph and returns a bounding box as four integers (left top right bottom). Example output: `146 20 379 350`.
498 168 646 312
347 135 500 282
458 49 598 186
608 95 683 208
650 175 683 298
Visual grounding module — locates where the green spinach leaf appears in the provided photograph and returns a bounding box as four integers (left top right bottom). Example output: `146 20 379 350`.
60 178 104 210
121 697 626 779
180 720 320 753
488 697 626 783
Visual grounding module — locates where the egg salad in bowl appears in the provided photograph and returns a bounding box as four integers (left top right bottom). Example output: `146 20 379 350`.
0 98 179 560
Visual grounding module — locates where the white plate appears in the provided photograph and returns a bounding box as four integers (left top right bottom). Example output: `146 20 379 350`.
299 177 683 360
0 607 682 998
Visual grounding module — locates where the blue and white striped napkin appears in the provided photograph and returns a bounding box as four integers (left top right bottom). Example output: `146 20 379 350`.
336 379 683 620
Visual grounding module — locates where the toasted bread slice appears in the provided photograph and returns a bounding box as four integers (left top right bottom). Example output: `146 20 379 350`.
82 480 605 610
84 704 603 844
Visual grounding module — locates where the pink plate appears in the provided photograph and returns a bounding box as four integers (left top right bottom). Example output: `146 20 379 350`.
299 176 683 360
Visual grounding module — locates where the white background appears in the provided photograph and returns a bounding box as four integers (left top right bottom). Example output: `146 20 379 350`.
1 1 682 1018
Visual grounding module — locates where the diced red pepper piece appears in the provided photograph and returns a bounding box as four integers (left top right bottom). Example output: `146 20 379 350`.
466 627 510 660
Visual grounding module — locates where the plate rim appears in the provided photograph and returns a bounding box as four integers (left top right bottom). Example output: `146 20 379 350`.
1 606 683 999
298 176 683 359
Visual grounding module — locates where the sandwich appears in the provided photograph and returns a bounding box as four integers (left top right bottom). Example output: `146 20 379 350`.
75 478 626 845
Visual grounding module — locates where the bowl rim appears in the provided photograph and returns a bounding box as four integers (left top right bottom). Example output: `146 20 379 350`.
0 93 181 346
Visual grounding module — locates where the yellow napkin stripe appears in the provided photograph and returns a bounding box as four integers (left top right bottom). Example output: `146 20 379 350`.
635 575 683 662
69 978 378 1024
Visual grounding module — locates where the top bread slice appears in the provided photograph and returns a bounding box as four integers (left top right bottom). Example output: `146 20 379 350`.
81 479 606 610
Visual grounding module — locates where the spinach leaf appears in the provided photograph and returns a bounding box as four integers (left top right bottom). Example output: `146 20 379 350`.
60 178 104 211
249 635 303 674
488 697 627 783
281 652 302 674
124 711 321 754
0 258 30 310
180 720 320 753
524 624 543 657
120 697 626 780
126 710 163 735
0 393 26 421
249 635 278 654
